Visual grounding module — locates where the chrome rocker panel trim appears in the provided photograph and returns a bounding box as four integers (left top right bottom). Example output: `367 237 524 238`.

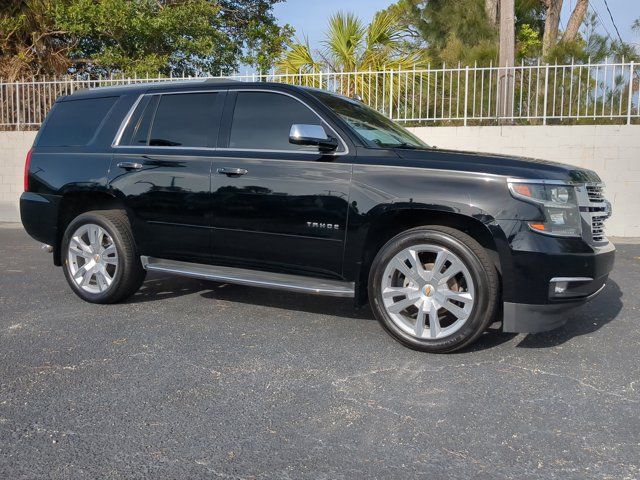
141 256 355 297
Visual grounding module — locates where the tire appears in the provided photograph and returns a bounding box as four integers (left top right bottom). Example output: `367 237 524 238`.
61 209 146 304
368 226 499 353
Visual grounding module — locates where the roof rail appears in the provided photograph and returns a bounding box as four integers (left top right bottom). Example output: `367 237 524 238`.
204 78 239 83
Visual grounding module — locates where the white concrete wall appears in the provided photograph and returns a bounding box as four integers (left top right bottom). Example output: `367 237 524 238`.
0 131 37 222
409 125 640 237
0 126 638 236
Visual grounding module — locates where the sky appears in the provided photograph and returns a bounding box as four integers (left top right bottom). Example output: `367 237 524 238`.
274 0 640 52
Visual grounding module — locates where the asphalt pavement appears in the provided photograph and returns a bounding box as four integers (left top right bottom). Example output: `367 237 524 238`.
0 225 638 479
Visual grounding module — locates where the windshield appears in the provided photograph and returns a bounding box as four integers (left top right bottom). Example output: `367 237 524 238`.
311 91 429 149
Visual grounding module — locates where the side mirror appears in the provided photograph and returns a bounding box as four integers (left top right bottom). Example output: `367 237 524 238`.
289 124 338 152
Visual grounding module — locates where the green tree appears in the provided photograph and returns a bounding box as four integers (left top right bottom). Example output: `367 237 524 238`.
0 1 68 80
382 0 498 66
380 0 638 66
0 0 292 79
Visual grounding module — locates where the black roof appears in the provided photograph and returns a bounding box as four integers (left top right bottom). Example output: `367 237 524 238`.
65 78 311 100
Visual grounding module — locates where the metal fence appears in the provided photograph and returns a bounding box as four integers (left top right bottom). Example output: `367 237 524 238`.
1 60 639 130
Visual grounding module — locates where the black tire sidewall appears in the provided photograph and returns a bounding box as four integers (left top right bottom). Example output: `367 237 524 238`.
61 212 128 303
369 229 494 353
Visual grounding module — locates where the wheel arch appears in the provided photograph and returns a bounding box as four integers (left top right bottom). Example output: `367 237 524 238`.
354 208 502 305
54 190 127 266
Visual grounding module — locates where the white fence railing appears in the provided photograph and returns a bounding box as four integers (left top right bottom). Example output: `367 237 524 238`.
1 61 639 129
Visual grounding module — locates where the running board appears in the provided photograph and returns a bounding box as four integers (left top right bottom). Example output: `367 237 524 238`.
140 256 355 297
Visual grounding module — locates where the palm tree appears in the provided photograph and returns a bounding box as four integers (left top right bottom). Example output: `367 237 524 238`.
277 11 425 101
279 11 424 73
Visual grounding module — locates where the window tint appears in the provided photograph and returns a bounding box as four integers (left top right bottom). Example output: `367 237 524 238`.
229 92 323 151
38 96 117 147
148 93 218 147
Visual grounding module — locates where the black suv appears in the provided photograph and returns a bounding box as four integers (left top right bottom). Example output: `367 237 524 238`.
20 80 615 352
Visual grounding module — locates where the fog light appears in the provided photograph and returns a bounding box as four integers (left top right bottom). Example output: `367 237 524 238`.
549 277 594 299
554 281 568 295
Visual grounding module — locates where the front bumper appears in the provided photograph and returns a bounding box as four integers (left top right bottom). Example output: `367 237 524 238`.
497 223 615 333
503 281 607 333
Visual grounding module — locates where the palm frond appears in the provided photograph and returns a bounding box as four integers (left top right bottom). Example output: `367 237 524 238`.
275 37 321 74
322 11 365 71
366 10 404 48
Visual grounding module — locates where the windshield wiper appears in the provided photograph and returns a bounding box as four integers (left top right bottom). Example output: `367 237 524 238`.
392 142 421 150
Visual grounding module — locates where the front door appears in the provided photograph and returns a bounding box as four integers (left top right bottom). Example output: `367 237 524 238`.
210 90 352 279
109 90 225 263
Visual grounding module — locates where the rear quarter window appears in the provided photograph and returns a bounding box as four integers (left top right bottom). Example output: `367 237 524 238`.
37 96 117 147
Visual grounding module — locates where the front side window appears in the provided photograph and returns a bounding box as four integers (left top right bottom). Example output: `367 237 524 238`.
145 92 219 147
311 91 428 149
229 91 328 151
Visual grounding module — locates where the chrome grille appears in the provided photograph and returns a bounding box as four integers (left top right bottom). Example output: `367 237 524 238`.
586 185 605 203
591 215 607 242
581 183 610 244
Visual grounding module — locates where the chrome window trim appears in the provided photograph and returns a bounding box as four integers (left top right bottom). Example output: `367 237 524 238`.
112 94 146 147
111 87 350 156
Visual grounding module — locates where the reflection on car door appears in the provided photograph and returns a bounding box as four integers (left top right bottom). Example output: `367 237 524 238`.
109 91 225 263
210 90 352 279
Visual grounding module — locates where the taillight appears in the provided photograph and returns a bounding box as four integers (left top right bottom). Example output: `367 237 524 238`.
24 147 33 192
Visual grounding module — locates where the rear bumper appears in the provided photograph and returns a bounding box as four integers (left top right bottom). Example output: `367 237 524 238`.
20 192 60 246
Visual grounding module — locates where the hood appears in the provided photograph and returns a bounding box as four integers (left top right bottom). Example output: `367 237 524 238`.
390 147 601 183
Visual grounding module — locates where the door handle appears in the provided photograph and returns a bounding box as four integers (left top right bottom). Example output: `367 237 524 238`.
117 161 143 171
217 167 248 177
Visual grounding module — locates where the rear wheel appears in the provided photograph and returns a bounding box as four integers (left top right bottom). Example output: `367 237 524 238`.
61 210 145 304
368 226 498 353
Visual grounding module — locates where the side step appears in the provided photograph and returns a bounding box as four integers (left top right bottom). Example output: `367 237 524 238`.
140 256 355 298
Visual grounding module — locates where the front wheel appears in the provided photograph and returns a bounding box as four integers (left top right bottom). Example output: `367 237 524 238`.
368 226 499 353
61 210 146 304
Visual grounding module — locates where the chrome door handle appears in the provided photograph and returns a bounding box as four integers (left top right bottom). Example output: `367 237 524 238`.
217 167 248 177
117 161 143 170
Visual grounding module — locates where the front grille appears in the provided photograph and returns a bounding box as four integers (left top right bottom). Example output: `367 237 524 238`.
591 215 607 242
582 183 609 243
586 185 605 203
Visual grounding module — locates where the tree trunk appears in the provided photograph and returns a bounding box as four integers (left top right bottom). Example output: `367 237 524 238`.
562 0 589 42
498 0 515 121
542 0 563 57
485 0 499 27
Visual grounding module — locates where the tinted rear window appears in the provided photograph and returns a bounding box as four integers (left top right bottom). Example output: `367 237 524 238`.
147 93 218 147
38 96 117 146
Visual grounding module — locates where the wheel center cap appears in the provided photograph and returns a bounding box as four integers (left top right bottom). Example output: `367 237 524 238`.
94 254 101 262
423 284 435 297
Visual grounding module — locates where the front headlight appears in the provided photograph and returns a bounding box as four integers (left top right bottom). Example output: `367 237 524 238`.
508 180 582 237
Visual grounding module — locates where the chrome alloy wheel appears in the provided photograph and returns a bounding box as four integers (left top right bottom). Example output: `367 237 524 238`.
67 223 118 294
381 244 475 340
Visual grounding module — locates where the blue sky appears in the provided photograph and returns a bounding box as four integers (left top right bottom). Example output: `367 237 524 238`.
274 0 640 51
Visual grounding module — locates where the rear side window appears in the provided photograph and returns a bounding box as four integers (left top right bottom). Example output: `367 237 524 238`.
148 93 218 147
229 92 321 151
119 96 158 146
38 96 117 146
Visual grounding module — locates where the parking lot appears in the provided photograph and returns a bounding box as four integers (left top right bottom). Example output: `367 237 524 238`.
0 224 638 479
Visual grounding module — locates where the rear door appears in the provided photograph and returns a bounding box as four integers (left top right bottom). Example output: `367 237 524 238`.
209 89 353 279
109 90 225 263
